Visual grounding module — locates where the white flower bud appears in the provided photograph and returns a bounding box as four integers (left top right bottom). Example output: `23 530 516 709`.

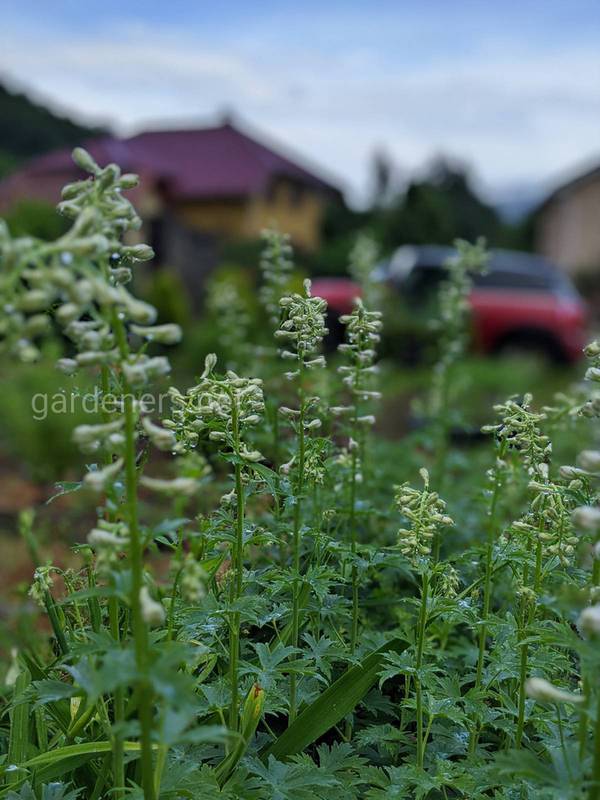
123 244 154 262
74 420 124 447
126 298 157 325
130 323 182 345
122 356 171 387
87 528 124 548
71 280 94 305
72 147 99 174
139 587 165 627
18 290 52 312
525 677 583 704
84 458 123 492
239 446 263 462
110 266 133 284
139 476 198 495
56 358 78 375
330 406 353 416
559 465 585 480
578 604 600 635
76 349 118 367
584 340 600 357
572 505 600 530
220 487 236 506
279 406 300 418
140 416 176 451
579 451 600 472
25 314 51 336
56 303 82 325
201 353 218 378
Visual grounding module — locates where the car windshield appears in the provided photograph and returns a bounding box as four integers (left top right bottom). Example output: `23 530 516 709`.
382 246 578 298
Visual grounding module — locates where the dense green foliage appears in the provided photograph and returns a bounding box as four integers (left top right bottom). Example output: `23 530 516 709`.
1 152 599 800
316 159 534 276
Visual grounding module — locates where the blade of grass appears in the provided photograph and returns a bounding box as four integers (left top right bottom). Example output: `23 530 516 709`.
7 665 31 785
0 740 149 795
263 638 407 760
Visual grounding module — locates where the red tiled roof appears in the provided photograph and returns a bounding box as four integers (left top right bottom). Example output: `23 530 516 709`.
0 122 340 208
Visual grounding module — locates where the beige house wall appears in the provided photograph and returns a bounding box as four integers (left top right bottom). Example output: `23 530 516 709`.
537 178 600 274
175 198 248 238
173 180 326 252
243 181 325 252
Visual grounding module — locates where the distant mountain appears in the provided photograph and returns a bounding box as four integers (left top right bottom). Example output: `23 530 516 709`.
0 81 106 177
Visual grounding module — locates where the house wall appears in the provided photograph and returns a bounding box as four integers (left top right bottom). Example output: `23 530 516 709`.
537 178 600 274
244 180 325 252
175 198 248 238
173 180 326 252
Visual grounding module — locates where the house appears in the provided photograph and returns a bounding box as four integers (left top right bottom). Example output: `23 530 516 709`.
536 162 600 276
0 119 342 288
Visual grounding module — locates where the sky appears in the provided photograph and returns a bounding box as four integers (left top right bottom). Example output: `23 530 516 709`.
1 0 599 206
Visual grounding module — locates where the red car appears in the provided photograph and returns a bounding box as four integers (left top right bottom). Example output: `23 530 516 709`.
313 245 587 363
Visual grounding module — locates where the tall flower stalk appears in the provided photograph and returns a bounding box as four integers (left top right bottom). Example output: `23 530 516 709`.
335 299 382 652
165 355 264 731
348 233 381 309
275 279 327 722
395 468 453 769
1 147 188 799
428 239 488 553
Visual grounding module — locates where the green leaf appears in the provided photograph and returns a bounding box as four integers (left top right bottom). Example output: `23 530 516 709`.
262 638 407 760
33 680 79 705
46 482 82 505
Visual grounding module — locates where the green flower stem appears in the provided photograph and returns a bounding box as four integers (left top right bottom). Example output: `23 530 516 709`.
591 690 600 800
344 445 359 743
86 561 102 634
43 588 69 656
515 593 530 748
431 407 451 563
289 368 306 725
269 404 287 569
514 542 532 751
533 540 543 593
580 563 600 763
475 444 507 679
109 596 125 798
348 349 364 658
229 397 245 732
349 449 359 654
415 570 430 769
516 502 546 749
101 360 126 795
114 314 156 800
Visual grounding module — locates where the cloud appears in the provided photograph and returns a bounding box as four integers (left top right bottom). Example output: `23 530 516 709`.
1 12 598 203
